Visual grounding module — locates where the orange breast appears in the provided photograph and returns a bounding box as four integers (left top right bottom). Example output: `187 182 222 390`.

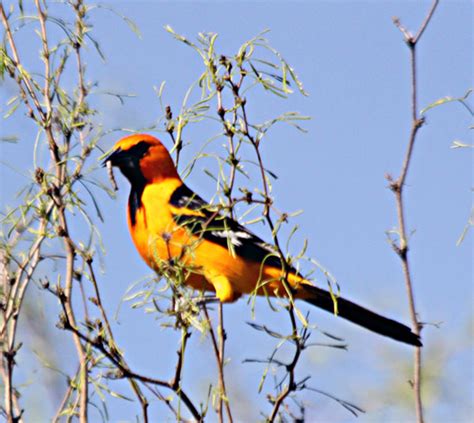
127 179 212 292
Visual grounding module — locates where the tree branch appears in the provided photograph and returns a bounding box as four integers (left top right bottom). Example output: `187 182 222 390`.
390 2 439 422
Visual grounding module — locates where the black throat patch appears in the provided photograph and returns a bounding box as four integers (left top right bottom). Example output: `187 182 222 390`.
128 181 146 226
109 141 151 226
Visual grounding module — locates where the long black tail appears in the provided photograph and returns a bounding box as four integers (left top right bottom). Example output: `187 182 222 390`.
302 285 421 346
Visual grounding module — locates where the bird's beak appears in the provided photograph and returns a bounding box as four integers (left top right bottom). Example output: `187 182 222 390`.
102 147 124 167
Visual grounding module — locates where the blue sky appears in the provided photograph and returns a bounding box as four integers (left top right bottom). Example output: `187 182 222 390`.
0 1 472 421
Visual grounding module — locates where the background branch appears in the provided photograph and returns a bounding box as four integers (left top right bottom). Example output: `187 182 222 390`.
390 2 439 422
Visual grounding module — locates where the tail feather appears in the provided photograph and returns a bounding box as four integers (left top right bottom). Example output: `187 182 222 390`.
301 285 422 347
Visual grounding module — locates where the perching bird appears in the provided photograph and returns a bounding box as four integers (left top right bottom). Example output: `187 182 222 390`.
104 134 421 347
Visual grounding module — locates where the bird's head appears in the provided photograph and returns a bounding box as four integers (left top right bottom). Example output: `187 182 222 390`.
103 134 179 186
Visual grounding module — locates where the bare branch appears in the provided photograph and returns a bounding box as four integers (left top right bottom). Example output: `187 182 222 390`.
390 2 440 422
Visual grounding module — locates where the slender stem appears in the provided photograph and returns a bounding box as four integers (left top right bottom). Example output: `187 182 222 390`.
414 0 440 43
52 368 78 423
203 304 233 422
1 211 51 423
391 2 439 422
35 0 52 117
171 328 189 390
268 308 301 422
2 213 50 339
220 101 237 198
0 249 21 421
0 4 45 120
62 234 88 423
0 361 20 423
217 303 233 422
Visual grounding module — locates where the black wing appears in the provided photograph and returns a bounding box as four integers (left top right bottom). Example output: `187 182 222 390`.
170 184 290 270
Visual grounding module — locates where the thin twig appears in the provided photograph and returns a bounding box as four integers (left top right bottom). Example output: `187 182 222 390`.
217 303 233 422
202 304 233 422
171 328 190 390
390 2 439 423
413 0 440 43
52 368 79 423
87 260 149 421
268 307 302 421
0 4 45 120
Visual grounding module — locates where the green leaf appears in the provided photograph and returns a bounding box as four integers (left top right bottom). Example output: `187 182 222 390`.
94 4 142 38
165 25 205 60
85 33 106 62
421 88 473 115
3 99 20 119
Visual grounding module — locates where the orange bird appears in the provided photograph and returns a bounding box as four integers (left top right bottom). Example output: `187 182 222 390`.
104 134 421 346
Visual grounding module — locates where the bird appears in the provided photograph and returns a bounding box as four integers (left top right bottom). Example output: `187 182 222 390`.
104 133 421 347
